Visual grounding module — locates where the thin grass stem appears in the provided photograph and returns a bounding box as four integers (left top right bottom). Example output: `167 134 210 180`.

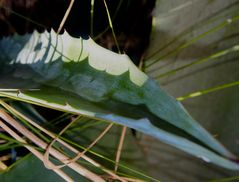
155 45 239 79
90 0 95 37
146 15 239 68
102 0 121 53
146 2 239 60
177 81 239 101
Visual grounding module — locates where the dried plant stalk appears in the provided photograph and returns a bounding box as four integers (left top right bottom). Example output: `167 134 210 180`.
0 119 73 182
0 100 126 181
0 109 105 182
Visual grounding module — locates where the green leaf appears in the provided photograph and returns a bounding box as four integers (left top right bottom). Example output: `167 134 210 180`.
0 30 238 170
0 154 89 182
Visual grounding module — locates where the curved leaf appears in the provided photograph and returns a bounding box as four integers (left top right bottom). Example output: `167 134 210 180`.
0 30 238 169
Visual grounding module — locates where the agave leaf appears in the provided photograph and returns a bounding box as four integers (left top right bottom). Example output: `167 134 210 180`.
0 30 238 169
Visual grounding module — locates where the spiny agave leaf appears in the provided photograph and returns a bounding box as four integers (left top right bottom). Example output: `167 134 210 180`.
0 30 238 169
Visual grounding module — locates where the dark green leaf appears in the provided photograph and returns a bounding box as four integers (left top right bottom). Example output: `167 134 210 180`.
0 154 89 182
0 30 238 170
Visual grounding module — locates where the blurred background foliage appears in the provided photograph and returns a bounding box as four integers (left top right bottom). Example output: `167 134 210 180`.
144 0 239 181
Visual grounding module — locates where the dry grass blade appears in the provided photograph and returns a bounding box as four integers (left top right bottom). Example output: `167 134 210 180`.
0 119 73 181
55 123 114 167
102 0 121 53
0 100 126 181
0 155 11 162
0 109 105 182
102 174 146 182
57 0 75 34
0 160 7 170
115 126 127 172
43 115 82 169
43 118 113 170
